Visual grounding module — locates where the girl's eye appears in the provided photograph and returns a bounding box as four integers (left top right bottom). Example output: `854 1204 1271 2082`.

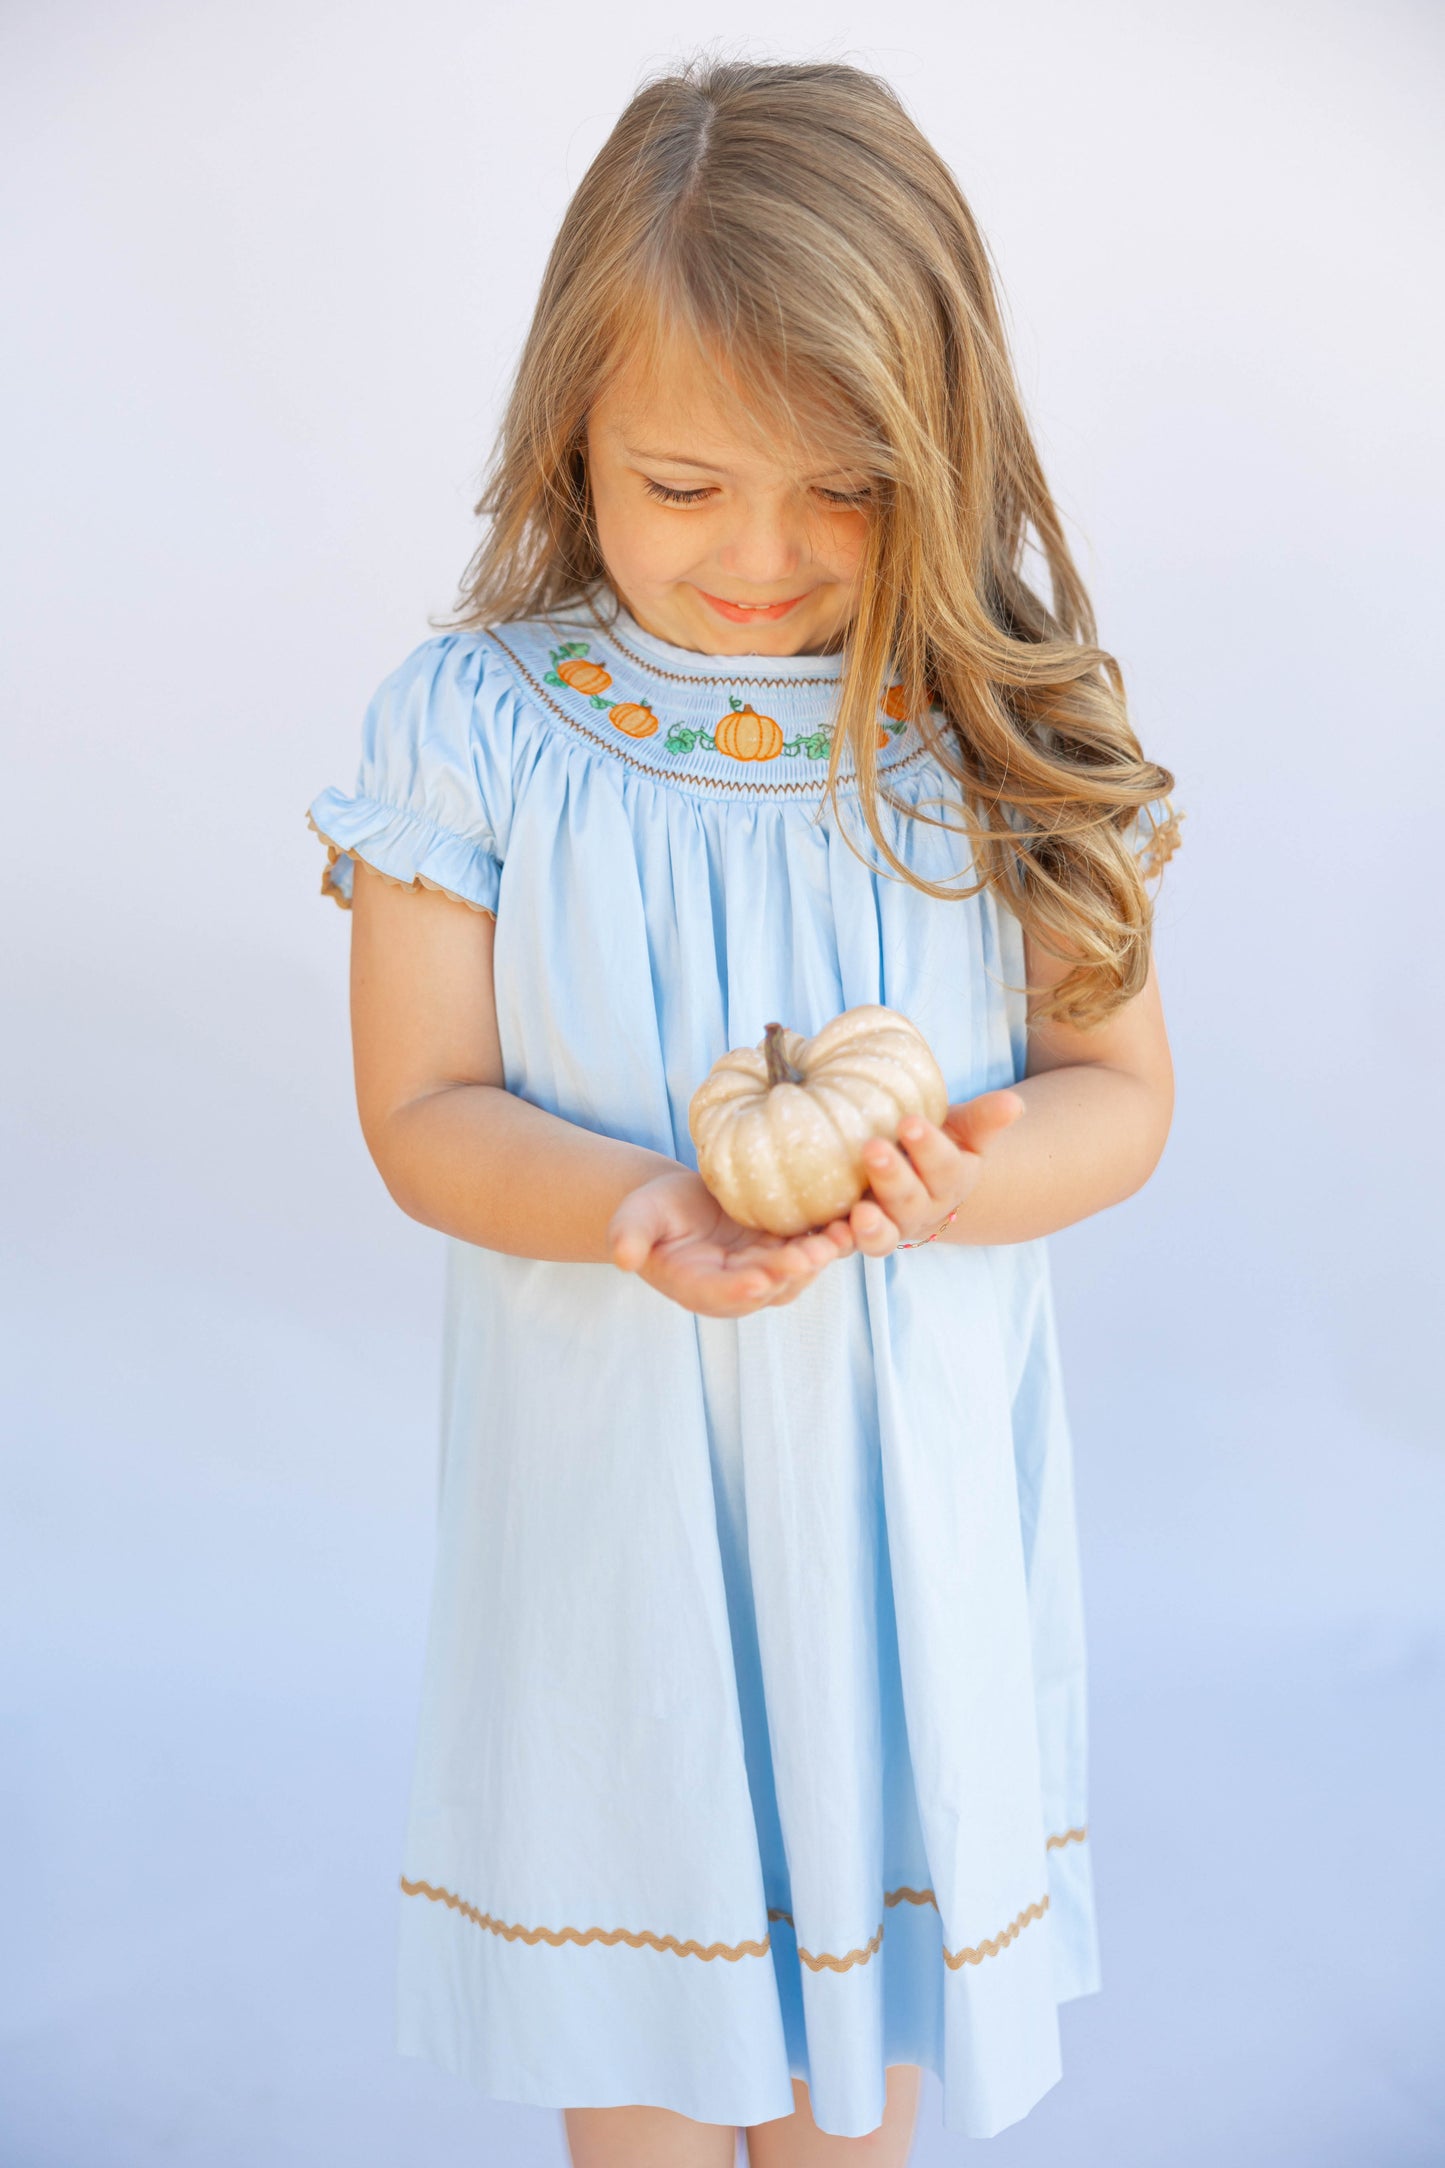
817 486 872 508
643 479 716 506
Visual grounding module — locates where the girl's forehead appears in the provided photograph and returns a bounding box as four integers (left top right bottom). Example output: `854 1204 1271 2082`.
591 328 870 477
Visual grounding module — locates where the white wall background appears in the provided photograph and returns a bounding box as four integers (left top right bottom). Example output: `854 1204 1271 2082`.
3 2 1442 2162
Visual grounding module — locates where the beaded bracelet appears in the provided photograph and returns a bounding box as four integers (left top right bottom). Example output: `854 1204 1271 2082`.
896 1203 959 1250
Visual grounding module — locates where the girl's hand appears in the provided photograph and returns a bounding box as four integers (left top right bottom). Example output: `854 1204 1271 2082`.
607 1169 856 1317
842 1088 1026 1256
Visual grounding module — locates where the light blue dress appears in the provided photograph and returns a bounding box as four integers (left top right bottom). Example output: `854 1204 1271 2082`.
308 595 1101 2141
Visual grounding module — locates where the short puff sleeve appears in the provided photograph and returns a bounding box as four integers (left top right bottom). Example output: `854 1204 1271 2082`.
306 633 512 916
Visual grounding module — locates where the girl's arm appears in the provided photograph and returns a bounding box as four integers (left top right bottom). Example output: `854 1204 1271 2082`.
344 863 853 1304
950 938 1173 1242
347 861 674 1262
850 932 1175 1249
349 856 1169 1272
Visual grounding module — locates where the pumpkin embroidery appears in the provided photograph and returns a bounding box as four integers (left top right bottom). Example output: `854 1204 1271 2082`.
546 643 613 697
607 700 659 739
542 642 909 765
715 698 783 763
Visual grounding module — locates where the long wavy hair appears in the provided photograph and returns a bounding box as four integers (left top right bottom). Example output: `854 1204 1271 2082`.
447 55 1181 1026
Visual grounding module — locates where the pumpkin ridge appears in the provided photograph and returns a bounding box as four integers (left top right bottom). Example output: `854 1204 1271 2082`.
807 1080 907 1136
805 1076 898 1120
768 1093 852 1230
741 1116 795 1233
803 1009 900 1057
814 1055 924 1093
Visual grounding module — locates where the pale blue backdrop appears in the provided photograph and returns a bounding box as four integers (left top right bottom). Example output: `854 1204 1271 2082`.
3 2 1441 2162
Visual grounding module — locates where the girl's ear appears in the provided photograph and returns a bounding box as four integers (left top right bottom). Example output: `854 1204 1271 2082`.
559 435 596 566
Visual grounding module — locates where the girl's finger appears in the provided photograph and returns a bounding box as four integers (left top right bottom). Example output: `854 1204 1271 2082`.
763 1272 815 1307
720 1259 814 1311
727 1246 808 1284
892 1115 970 1193
849 1198 899 1255
721 1271 777 1310
721 1239 786 1270
860 1134 933 1215
728 1229 834 1275
795 1228 847 1267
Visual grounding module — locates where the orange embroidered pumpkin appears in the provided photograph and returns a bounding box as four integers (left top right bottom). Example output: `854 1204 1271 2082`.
715 703 783 762
882 682 910 722
557 658 613 696
875 726 890 750
609 701 658 739
689 1004 949 1236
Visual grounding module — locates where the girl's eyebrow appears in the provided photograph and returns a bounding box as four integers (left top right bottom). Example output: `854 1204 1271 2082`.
626 445 868 484
625 447 729 471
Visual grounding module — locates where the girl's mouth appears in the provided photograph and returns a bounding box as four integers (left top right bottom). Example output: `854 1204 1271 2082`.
696 588 809 624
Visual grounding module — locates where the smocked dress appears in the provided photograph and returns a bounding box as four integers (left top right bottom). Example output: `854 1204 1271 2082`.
306 597 1102 2141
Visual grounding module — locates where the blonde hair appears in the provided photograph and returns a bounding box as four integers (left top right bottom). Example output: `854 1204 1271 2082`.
449 55 1181 1026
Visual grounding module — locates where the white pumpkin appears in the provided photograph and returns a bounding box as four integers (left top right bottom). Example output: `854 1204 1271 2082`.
688 1003 948 1237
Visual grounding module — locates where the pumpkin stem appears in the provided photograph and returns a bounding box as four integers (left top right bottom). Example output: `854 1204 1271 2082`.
763 1021 804 1089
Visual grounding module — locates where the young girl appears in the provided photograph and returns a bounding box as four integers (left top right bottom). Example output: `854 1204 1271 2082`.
308 56 1178 2168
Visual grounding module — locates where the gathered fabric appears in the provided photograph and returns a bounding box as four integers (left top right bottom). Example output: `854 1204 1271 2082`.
307 598 1100 2140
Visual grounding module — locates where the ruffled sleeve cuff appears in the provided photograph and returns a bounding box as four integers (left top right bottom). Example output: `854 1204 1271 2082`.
306 789 502 917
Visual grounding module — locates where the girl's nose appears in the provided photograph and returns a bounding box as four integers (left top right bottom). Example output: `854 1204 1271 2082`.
715 499 805 588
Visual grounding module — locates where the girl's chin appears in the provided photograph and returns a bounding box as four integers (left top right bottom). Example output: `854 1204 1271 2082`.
664 587 849 655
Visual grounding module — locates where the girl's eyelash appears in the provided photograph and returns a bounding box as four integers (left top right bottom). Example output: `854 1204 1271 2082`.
643 480 715 505
643 480 872 507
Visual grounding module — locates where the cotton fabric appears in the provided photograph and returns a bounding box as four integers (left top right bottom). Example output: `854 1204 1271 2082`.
307 597 1101 2139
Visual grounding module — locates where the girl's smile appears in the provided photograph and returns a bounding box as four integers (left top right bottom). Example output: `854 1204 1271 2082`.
695 587 810 624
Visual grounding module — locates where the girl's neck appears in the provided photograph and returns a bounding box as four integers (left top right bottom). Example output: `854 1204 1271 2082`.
596 590 851 677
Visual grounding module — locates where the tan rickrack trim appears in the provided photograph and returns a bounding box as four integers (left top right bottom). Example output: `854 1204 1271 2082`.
766 1828 1087 1974
487 631 933 802
306 810 498 920
406 1829 1089 1979
801 1923 885 1973
770 1886 1051 1975
418 1829 1083 1985
943 1895 1049 1970
399 1878 770 1963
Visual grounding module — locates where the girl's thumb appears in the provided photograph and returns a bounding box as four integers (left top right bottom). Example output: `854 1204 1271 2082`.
609 1199 656 1273
947 1087 1026 1152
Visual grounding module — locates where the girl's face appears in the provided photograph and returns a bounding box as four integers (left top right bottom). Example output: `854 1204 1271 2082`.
585 334 872 657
